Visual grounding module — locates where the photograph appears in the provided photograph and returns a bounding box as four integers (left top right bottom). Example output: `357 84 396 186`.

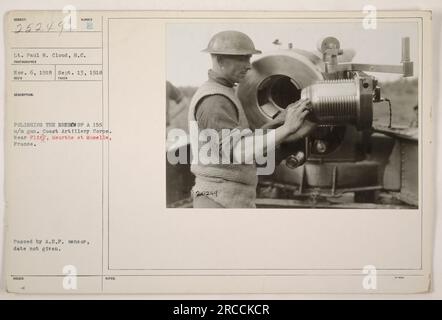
165 21 419 209
3 9 433 295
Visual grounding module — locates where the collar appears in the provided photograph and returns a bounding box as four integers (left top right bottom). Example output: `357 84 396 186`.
208 69 235 88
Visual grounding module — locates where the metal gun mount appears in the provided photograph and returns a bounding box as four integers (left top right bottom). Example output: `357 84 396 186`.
320 36 413 77
235 35 417 207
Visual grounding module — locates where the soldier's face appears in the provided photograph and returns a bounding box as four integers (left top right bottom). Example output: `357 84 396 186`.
219 55 252 83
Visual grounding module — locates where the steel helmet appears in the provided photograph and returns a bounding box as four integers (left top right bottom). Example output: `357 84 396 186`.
202 30 262 55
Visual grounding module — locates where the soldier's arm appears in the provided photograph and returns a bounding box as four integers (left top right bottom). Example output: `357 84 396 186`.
233 100 312 164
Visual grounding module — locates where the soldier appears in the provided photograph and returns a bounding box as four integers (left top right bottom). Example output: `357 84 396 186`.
188 30 314 208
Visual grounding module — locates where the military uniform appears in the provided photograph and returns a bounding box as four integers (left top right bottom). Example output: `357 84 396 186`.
188 70 258 208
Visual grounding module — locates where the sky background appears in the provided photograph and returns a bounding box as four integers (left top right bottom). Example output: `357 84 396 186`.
166 21 419 87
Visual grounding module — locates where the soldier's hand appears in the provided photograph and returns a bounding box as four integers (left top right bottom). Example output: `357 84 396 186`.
282 99 312 135
260 108 287 129
295 118 317 138
272 109 287 125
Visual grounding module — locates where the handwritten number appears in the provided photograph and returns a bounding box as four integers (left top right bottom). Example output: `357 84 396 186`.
15 20 67 33
58 21 64 35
